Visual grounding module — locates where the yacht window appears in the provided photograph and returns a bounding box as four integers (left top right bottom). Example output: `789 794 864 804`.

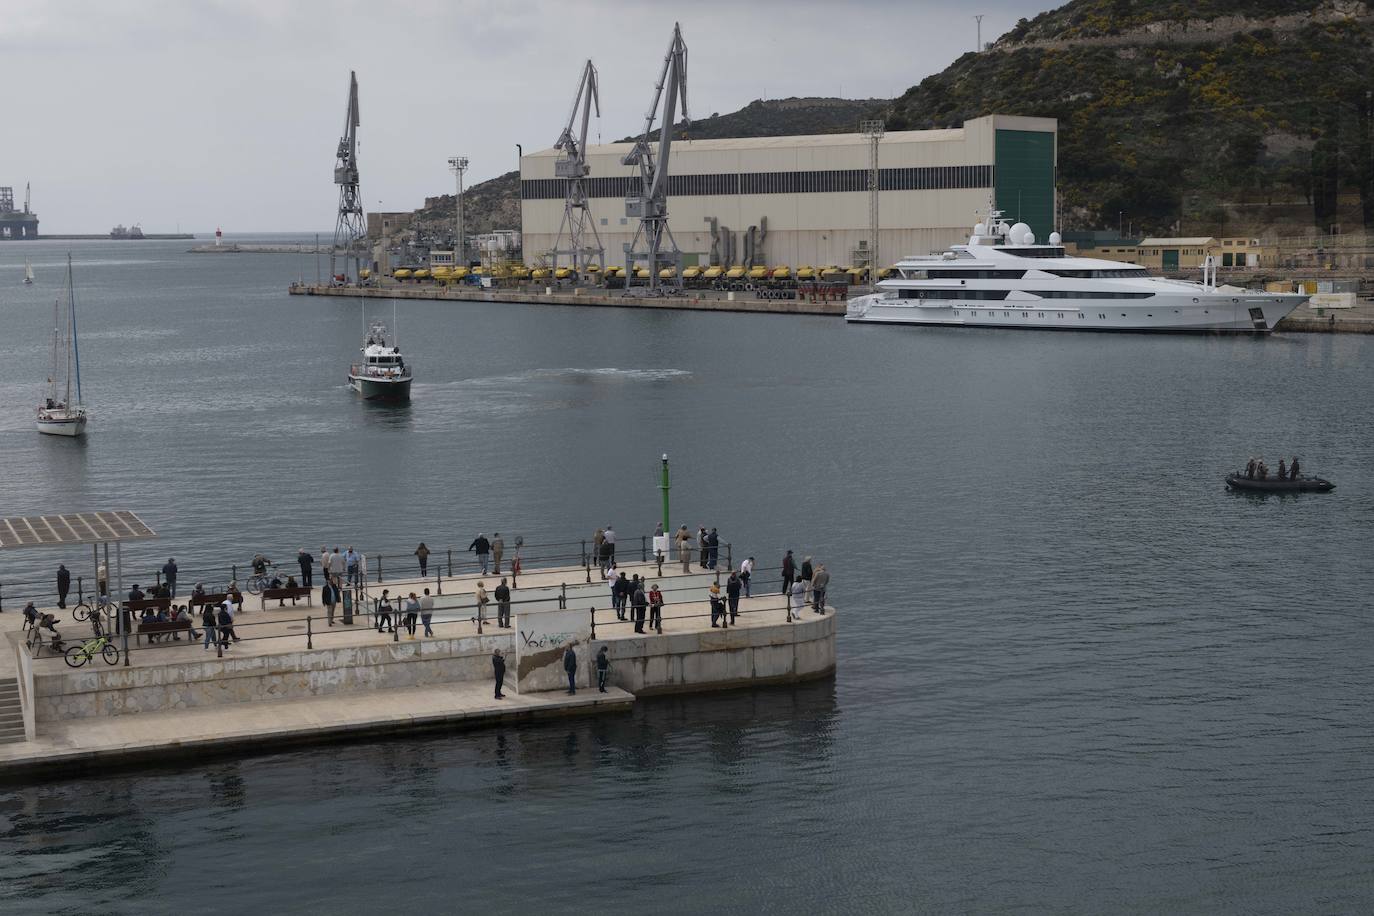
996 247 1066 258
1034 291 1154 299
1044 268 1148 278
898 289 1009 300
925 269 1025 279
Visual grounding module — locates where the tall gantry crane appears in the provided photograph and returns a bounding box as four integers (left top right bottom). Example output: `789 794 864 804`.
550 60 605 275
623 23 688 293
330 71 366 285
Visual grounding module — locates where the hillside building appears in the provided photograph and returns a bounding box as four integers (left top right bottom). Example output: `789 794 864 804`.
518 114 1056 270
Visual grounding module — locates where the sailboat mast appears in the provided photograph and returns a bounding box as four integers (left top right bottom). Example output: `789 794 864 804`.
64 258 73 406
68 255 83 405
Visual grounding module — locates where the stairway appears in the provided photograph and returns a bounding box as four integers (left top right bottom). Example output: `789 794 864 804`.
0 678 26 744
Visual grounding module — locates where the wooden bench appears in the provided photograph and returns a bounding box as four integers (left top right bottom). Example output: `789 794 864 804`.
260 586 312 610
189 592 228 610
135 618 193 645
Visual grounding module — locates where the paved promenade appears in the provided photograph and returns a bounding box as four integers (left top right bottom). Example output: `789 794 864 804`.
2 559 799 675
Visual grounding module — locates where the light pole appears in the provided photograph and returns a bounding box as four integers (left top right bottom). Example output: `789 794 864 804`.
659 454 671 535
860 120 885 286
448 156 469 265
975 14 984 52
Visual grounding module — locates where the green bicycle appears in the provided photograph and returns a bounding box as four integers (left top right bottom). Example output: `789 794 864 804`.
65 632 119 668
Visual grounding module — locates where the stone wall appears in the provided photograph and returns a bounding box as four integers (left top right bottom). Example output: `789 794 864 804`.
594 613 835 695
33 634 512 723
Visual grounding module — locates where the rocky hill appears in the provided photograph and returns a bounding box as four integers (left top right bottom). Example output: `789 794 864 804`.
884 0 1374 236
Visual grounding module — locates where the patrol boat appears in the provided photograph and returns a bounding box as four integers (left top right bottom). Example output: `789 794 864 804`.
348 320 412 401
846 210 1307 333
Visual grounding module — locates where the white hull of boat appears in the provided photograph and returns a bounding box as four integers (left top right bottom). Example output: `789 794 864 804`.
36 412 87 437
846 292 1304 332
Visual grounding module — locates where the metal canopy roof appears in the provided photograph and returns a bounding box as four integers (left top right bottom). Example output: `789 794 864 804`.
0 511 157 549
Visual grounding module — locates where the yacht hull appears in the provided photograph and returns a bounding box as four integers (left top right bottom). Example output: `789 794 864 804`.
846 292 1305 332
349 374 411 402
36 413 87 437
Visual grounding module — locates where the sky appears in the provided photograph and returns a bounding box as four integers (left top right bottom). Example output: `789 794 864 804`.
0 0 1052 234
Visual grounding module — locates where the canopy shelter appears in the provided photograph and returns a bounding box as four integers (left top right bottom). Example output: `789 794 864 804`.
0 510 157 666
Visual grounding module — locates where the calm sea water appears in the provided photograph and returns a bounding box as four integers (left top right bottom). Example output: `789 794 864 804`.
1 238 1372 913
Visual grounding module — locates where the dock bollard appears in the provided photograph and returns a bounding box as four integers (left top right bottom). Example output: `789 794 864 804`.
589 607 596 640
307 615 313 649
560 583 567 610
376 555 383 583
582 539 587 568
585 557 591 584
436 569 443 596
447 549 453 578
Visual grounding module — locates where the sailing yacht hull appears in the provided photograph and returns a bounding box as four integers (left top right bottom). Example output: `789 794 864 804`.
36 412 87 437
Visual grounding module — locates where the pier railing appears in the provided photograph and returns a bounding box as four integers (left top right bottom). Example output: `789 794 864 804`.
18 559 830 666
0 533 747 612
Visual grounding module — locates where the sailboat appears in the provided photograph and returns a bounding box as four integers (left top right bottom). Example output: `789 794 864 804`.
23 259 34 285
36 255 88 437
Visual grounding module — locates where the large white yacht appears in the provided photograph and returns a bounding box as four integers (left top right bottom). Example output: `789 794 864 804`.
846 212 1306 332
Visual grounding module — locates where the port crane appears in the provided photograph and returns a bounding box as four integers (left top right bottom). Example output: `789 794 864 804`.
550 60 605 275
622 23 688 293
330 70 366 285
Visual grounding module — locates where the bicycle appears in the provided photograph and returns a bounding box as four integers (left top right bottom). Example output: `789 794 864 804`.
65 631 120 668
245 569 273 596
72 595 113 623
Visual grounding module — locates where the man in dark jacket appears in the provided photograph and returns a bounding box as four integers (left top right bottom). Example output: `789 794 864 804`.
215 604 234 650
595 646 610 692
495 578 512 628
56 564 71 608
468 533 491 574
726 572 741 624
632 582 648 634
297 549 313 588
781 551 795 596
707 528 719 569
613 572 630 621
161 558 178 598
563 643 578 694
493 648 506 699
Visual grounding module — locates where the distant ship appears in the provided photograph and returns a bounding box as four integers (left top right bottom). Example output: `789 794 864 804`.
846 210 1308 333
348 320 412 401
109 224 145 240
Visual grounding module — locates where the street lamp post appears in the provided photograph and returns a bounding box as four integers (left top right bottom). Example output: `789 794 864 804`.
448 156 469 265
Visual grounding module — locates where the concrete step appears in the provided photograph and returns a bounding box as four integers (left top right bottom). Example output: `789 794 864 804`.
0 734 27 745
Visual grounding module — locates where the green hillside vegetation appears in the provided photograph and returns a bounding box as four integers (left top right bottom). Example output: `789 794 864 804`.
885 0 1374 235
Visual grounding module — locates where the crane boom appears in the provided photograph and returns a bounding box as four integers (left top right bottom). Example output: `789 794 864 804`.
622 23 689 293
550 60 605 273
330 70 366 285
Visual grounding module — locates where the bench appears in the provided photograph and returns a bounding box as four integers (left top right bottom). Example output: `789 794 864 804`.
260 586 312 610
135 619 194 645
189 592 228 610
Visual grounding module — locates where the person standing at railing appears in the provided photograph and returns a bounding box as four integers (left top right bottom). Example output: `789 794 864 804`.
475 581 490 625
789 577 806 622
648 583 664 634
781 551 796 596
708 583 724 627
739 557 754 598
494 579 511 628
603 525 616 568
726 571 741 624
404 593 420 639
298 549 314 588
329 548 345 587
563 643 578 695
811 564 830 614
345 546 360 586
800 556 814 602
56 563 71 608
420 588 435 636
97 562 108 597
162 558 179 599
697 526 708 569
469 533 491 574
632 579 648 634
322 579 337 626
491 533 504 574
675 525 692 573
414 542 430 577
593 527 605 570
707 528 720 570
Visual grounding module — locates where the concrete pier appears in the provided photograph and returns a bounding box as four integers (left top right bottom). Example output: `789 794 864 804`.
288 281 848 317
0 559 836 778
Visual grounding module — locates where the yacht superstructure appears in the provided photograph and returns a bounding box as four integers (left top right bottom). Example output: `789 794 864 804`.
846 212 1305 332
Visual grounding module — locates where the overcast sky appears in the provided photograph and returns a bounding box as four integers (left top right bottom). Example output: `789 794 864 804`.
1 0 1051 234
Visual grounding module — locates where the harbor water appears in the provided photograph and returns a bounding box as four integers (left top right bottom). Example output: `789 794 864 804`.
1 238 1372 913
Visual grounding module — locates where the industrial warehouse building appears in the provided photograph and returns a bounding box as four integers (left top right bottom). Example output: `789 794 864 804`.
518 114 1057 270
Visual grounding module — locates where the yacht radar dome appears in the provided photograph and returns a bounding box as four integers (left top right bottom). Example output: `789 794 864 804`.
1048 231 1062 245
1009 223 1031 244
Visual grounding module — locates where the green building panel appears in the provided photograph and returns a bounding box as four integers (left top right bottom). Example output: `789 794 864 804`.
995 129 1055 240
